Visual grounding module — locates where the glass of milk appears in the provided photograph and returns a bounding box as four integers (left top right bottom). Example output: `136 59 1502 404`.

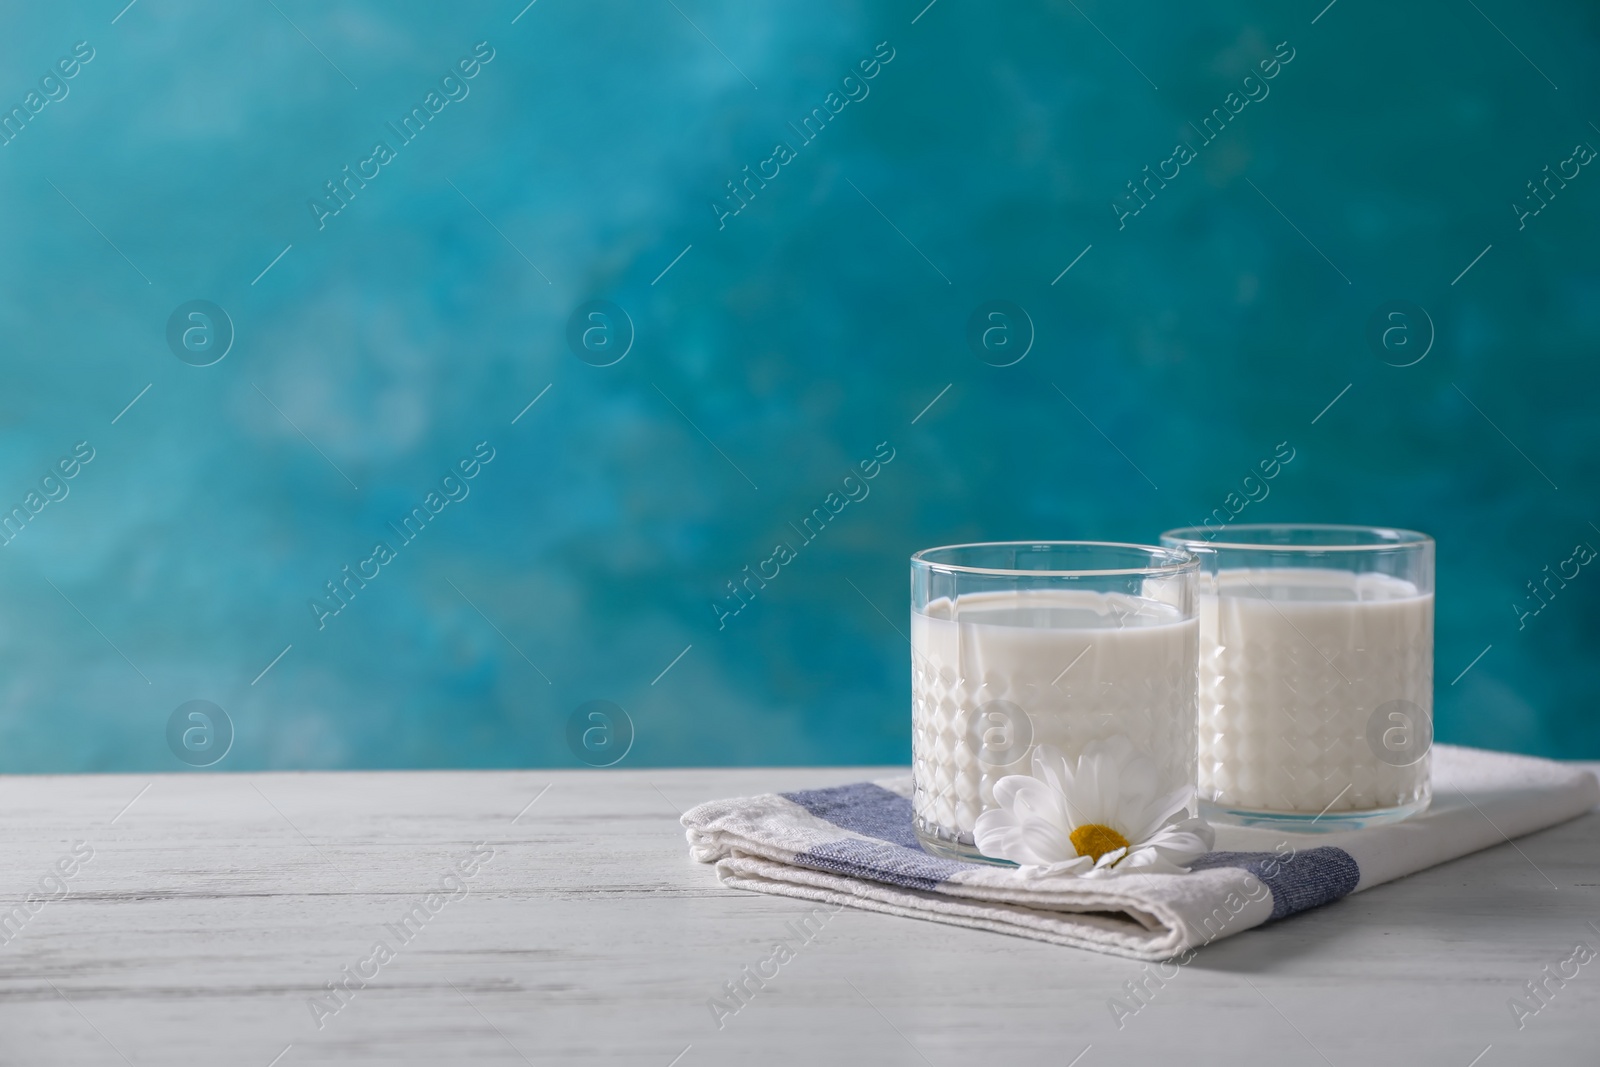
1159 524 1434 831
910 542 1199 862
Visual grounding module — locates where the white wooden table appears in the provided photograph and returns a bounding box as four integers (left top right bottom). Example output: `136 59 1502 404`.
2 766 1596 1066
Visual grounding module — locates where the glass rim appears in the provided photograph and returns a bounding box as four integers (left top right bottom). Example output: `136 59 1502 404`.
910 540 1198 578
1159 522 1433 553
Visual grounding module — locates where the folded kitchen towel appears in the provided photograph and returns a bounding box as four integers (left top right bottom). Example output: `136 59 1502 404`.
682 744 1599 961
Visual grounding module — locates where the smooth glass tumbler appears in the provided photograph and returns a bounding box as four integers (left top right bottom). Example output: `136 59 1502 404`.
1159 524 1434 831
910 542 1198 862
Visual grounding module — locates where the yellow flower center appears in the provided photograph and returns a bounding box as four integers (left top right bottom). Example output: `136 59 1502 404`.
1069 823 1130 863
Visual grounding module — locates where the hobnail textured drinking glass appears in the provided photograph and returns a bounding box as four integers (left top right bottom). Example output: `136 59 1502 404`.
910 542 1199 862
1159 524 1434 831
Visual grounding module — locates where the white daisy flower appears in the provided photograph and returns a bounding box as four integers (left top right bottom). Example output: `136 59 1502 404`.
973 737 1214 877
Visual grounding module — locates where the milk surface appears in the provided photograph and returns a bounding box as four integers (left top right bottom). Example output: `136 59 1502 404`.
1199 567 1433 815
911 588 1197 839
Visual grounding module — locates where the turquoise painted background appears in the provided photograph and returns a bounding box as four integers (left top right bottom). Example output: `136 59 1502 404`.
0 0 1595 771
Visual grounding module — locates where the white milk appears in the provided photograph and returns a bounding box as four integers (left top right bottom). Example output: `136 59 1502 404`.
1199 568 1433 816
911 588 1197 841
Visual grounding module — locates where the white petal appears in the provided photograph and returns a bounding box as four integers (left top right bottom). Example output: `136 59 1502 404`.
1018 855 1095 879
1030 746 1094 829
1158 814 1216 848
1079 735 1150 831
989 774 1031 809
1107 849 1192 876
975 829 1028 864
973 825 1030 865
1134 818 1215 868
973 805 1019 839
1013 815 1077 864
991 775 1051 818
975 803 1078 866
1030 745 1074 799
1065 746 1115 827
1093 846 1128 869
1126 783 1198 844
973 808 1024 859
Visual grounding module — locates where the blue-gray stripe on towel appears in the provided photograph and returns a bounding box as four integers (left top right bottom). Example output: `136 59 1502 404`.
782 782 976 890
783 782 926 850
791 837 973 892
1189 848 1361 921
